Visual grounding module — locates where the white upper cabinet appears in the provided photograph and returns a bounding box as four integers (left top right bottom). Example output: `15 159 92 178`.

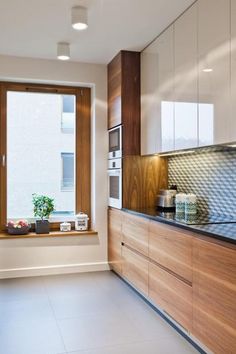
141 26 174 155
230 0 236 143
174 4 198 150
198 0 230 146
141 0 232 154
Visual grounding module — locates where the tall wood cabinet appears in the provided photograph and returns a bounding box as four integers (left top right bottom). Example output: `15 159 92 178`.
108 50 140 156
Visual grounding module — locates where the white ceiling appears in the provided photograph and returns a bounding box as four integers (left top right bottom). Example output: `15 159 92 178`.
0 0 195 64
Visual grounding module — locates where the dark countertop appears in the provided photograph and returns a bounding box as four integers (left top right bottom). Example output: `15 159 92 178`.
122 208 236 245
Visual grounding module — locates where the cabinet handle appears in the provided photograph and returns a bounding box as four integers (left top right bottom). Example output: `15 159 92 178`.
1 155 6 167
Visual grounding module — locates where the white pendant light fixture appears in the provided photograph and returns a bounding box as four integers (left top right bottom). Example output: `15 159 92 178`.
57 42 70 60
71 6 88 30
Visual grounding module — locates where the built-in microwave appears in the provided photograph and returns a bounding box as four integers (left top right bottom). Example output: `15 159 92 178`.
108 126 122 159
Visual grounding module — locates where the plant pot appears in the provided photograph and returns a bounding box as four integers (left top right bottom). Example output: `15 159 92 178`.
35 220 50 234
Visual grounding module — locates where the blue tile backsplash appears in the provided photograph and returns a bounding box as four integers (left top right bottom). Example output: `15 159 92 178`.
168 149 236 217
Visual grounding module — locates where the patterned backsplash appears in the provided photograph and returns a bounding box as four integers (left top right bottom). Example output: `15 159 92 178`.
168 148 236 217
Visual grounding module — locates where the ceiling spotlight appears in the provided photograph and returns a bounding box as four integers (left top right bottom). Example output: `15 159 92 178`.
57 42 70 60
203 68 213 73
72 6 88 30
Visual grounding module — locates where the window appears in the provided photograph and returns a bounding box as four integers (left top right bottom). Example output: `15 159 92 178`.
0 82 91 230
61 95 75 133
61 153 74 191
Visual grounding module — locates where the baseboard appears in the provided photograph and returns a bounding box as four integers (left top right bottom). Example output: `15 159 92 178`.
0 261 110 279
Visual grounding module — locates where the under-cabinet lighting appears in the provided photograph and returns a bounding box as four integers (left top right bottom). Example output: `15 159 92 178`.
159 150 195 157
203 68 213 73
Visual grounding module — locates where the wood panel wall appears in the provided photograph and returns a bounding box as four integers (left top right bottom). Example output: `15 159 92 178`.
122 155 168 209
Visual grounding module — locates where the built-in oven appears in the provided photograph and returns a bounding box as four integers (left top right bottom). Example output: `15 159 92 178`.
108 158 122 209
108 126 122 159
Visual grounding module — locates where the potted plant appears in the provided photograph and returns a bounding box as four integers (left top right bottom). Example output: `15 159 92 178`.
32 194 55 234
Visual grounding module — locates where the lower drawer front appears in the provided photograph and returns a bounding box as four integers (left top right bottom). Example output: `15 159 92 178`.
108 238 122 274
149 262 193 331
122 245 148 296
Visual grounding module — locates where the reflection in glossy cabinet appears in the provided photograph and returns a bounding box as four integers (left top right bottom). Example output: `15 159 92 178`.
174 4 198 150
141 26 174 155
198 0 230 146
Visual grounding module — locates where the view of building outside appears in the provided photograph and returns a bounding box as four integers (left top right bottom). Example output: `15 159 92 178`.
7 91 75 220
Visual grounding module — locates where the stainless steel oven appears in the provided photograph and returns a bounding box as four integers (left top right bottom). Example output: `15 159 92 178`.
108 158 122 209
108 126 122 159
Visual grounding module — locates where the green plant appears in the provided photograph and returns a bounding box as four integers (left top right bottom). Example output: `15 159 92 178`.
32 194 55 220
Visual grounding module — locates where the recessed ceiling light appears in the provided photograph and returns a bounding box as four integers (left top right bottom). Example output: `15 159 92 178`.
72 6 88 30
203 68 213 72
57 42 70 60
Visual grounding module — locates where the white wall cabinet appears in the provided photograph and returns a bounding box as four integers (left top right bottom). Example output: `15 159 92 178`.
141 0 234 154
174 3 198 150
141 26 174 155
198 0 230 146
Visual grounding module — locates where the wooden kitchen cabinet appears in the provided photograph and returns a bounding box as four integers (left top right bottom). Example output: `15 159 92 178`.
108 208 122 274
141 26 174 155
193 236 236 354
122 244 149 296
149 221 193 283
149 262 193 331
174 4 198 150
198 0 231 146
108 51 140 156
122 212 149 256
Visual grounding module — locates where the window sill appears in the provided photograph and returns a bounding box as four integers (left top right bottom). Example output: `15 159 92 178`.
0 230 97 240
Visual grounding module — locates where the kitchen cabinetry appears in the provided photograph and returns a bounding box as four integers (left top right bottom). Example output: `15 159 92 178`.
149 221 193 283
122 212 149 256
108 208 122 274
108 51 140 156
149 262 192 331
122 245 149 296
193 236 236 354
141 26 174 155
198 0 230 146
141 0 234 154
174 4 198 150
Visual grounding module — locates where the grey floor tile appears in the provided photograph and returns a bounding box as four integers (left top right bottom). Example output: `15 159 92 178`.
50 291 119 320
0 276 46 302
57 311 144 352
66 336 198 354
0 318 65 354
0 297 54 323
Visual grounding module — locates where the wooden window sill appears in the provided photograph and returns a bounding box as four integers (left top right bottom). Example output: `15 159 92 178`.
0 230 98 240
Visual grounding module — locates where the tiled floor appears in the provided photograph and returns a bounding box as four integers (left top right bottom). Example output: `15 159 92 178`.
0 271 199 354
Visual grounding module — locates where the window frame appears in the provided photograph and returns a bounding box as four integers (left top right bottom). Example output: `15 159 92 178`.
0 82 91 231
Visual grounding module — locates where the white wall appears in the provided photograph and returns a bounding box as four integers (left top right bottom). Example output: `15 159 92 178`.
0 55 108 278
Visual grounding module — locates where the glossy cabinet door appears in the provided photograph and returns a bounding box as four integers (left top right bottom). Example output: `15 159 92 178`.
174 4 198 150
230 0 236 143
141 26 174 155
198 0 230 146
